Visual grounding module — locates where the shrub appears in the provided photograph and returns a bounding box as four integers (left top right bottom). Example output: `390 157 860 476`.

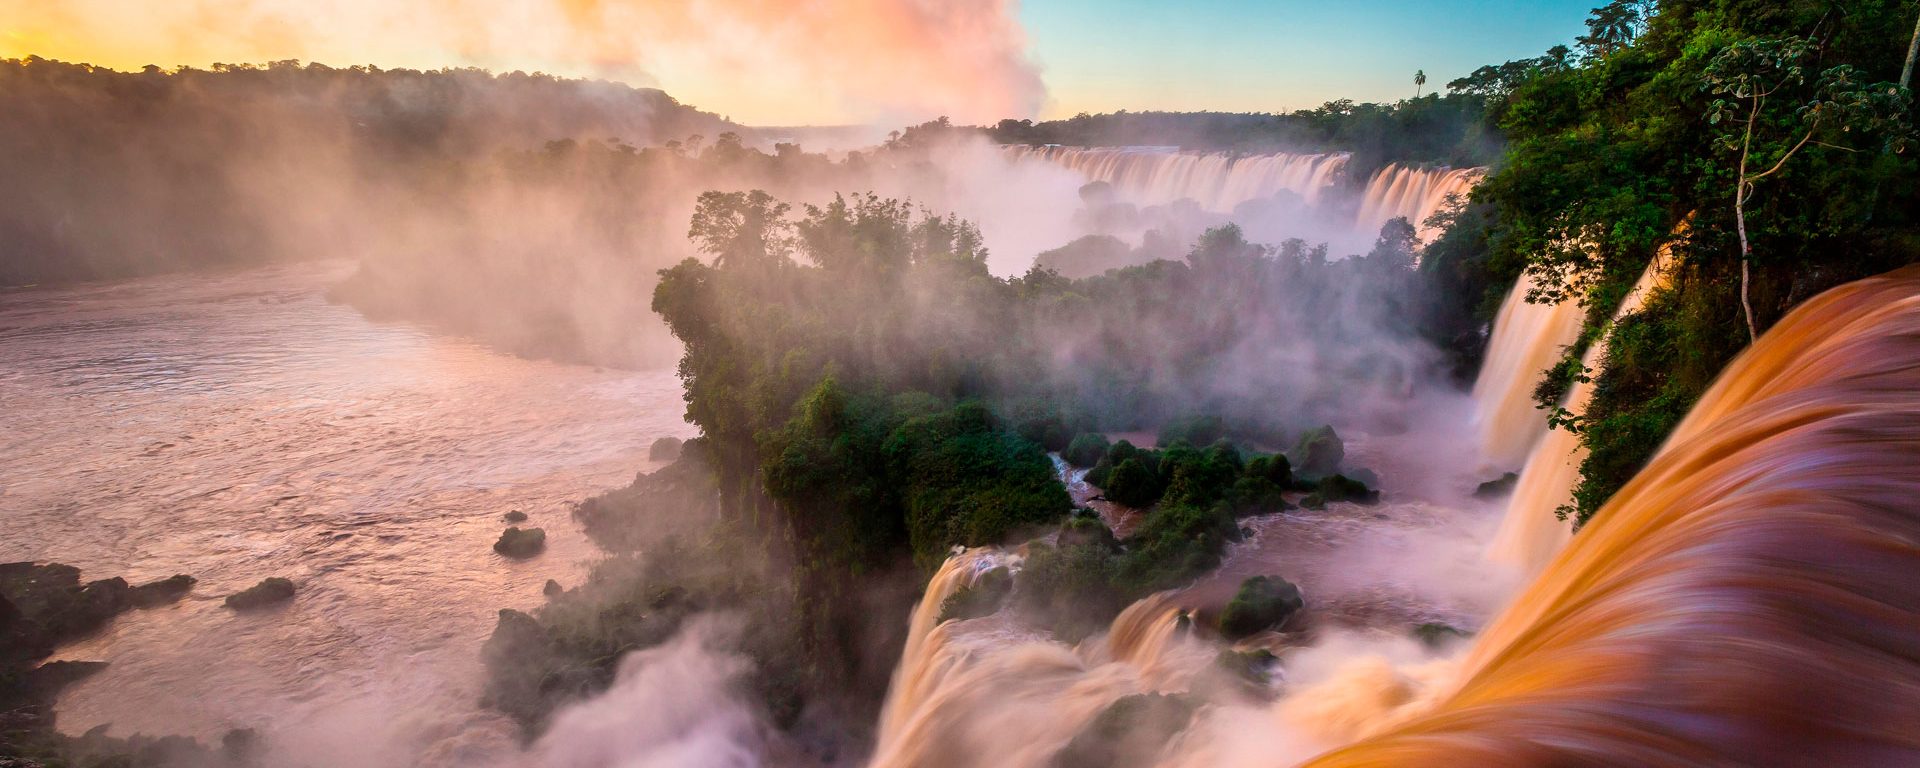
1218 575 1304 639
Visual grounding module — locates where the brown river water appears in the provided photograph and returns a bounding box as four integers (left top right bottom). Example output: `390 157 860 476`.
0 262 691 765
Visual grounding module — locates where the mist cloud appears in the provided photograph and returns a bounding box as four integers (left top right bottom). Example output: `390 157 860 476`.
0 0 1045 124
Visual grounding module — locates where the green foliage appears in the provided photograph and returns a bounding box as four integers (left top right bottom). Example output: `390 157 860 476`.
1442 0 1920 524
885 402 1073 566
1063 432 1112 467
1156 415 1229 448
1218 575 1305 639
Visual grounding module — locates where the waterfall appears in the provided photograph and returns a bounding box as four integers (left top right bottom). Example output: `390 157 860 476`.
870 553 1207 768
1006 145 1482 242
1352 165 1482 241
1468 274 1587 471
1004 146 1351 211
1482 231 1681 572
1484 241 1678 574
1308 265 1920 765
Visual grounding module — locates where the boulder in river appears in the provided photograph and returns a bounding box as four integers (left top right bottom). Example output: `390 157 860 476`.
1218 575 1304 639
494 527 547 559
503 510 529 523
1289 425 1345 478
130 574 196 608
225 577 296 611
543 579 563 598
1474 472 1520 499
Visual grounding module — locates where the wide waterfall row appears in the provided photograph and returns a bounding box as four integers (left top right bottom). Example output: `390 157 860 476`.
1005 145 1352 212
1008 146 1481 239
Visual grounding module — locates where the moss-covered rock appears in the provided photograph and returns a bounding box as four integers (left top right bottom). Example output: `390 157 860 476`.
1315 474 1380 504
224 577 295 611
937 566 1013 623
1290 425 1345 478
493 527 547 559
1218 575 1304 639
1051 693 1198 768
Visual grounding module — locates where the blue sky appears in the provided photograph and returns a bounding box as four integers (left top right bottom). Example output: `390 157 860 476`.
1023 0 1597 117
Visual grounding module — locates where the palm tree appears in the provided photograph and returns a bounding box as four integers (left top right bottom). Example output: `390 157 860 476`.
1414 69 1427 98
1580 0 1645 56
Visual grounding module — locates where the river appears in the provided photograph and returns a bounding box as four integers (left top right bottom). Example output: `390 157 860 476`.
0 262 690 766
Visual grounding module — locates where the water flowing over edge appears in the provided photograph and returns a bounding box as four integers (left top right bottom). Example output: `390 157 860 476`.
1309 264 1920 765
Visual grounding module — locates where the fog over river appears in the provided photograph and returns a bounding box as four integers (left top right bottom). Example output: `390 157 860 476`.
0 262 692 766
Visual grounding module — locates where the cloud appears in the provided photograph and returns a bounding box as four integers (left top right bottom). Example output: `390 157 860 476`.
0 0 1045 124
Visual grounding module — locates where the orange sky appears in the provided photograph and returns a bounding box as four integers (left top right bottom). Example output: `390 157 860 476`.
0 0 1046 125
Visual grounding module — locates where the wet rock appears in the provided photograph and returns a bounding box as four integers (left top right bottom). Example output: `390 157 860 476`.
503 510 529 523
1414 622 1471 647
225 577 296 611
937 566 1013 623
222 727 262 764
1290 425 1345 478
648 436 684 462
1218 575 1304 639
1315 473 1380 504
493 527 547 559
1052 693 1198 768
1474 472 1520 499
542 579 563 598
25 660 108 699
129 574 196 608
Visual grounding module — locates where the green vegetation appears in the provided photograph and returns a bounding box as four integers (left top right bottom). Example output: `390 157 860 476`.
1218 575 1306 639
1429 0 1918 525
987 96 1502 183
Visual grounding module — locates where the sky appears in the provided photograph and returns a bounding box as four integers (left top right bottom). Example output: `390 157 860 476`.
1023 0 1597 117
0 0 1598 125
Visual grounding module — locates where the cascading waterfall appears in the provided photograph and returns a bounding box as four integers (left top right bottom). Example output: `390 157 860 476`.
870 551 1209 768
1306 265 1920 765
1352 165 1482 241
1467 273 1587 471
1005 146 1351 211
1484 240 1678 574
1007 145 1482 243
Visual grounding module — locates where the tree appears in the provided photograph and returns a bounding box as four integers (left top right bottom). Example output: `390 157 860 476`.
688 190 792 270
1706 37 1914 341
1414 69 1427 98
1578 0 1650 57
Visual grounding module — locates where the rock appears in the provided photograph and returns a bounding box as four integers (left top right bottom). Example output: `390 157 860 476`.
1474 472 1520 499
25 660 108 698
1218 575 1304 639
1290 425 1345 478
223 728 262 763
648 436 684 462
1052 693 1198 768
503 510 528 523
225 577 295 611
1413 622 1471 647
542 579 563 598
130 574 195 608
1315 474 1380 504
937 566 1013 623
493 527 547 559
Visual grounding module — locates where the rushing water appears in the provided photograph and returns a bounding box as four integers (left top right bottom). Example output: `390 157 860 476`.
1308 265 1920 765
0 262 690 765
